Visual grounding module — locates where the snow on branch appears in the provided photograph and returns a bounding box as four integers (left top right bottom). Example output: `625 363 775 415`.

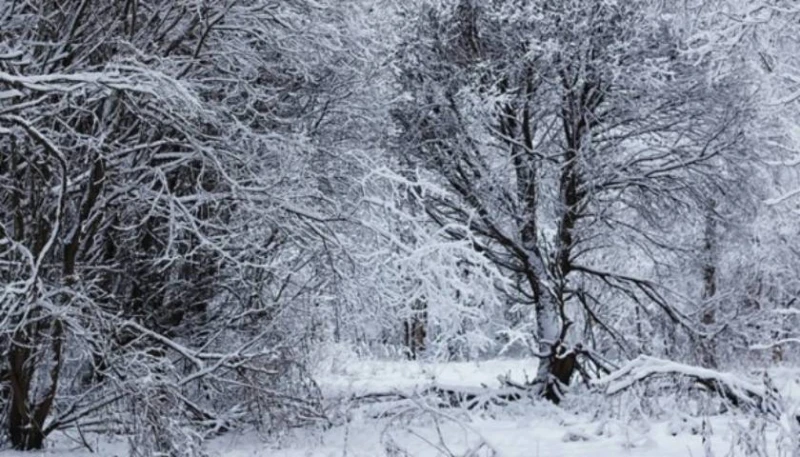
751 338 800 350
0 66 202 113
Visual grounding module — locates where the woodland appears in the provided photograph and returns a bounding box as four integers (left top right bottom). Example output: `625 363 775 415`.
2 1 800 455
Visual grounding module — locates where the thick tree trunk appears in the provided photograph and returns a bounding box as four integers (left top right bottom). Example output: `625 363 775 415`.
526 252 573 403
532 303 571 403
8 342 45 450
527 74 597 403
9 418 46 450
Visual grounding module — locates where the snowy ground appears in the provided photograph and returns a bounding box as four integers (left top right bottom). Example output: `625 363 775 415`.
5 413 777 457
6 355 799 456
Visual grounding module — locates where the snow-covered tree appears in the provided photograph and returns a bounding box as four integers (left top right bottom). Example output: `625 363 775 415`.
390 0 756 401
0 0 366 450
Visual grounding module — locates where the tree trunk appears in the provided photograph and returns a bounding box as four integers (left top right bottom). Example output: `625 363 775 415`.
528 73 597 403
9 417 46 450
7 320 63 450
403 304 427 360
698 201 718 368
532 302 570 403
8 342 45 450
526 253 572 403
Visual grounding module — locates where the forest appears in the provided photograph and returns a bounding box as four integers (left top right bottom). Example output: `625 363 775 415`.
2 0 800 456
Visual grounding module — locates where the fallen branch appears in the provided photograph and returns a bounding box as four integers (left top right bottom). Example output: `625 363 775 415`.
422 385 523 410
594 356 781 418
349 384 525 411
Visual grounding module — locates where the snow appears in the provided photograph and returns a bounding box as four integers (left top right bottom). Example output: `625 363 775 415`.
2 434 129 457
7 357 798 457
14 412 772 457
208 419 706 457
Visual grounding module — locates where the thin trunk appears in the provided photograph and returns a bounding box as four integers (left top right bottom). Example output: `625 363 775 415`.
699 201 718 368
405 296 427 360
